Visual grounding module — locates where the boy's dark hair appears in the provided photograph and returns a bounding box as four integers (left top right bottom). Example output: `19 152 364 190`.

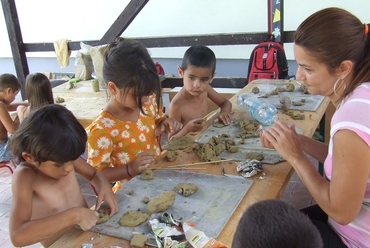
26 73 54 110
0 73 21 92
103 38 161 114
181 45 216 74
232 199 323 248
11 104 87 164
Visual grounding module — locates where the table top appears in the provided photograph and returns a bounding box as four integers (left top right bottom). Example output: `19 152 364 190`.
50 79 330 248
52 80 108 128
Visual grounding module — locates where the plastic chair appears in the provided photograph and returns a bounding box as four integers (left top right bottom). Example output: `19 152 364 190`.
0 161 14 174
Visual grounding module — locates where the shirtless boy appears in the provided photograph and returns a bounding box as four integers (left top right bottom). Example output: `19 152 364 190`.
9 104 118 247
0 73 28 162
168 45 233 138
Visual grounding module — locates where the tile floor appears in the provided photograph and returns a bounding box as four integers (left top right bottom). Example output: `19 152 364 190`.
0 158 317 248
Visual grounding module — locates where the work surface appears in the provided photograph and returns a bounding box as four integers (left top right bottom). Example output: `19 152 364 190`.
91 170 253 241
50 79 330 248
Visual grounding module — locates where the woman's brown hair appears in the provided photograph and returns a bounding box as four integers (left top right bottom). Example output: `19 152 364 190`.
294 7 370 101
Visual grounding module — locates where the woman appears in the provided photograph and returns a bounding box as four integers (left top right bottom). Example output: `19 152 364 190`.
261 8 370 248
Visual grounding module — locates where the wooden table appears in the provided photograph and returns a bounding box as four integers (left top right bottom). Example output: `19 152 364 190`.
50 79 330 248
52 80 108 128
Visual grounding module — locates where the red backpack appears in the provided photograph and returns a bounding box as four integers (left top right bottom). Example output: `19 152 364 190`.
246 35 288 83
155 62 165 75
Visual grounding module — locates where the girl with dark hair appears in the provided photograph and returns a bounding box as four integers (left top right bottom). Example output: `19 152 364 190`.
17 73 54 123
86 38 182 192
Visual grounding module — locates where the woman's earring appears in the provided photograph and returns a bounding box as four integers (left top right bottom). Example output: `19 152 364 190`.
333 79 341 96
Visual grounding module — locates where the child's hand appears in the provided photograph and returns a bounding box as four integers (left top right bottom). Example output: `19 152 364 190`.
131 151 156 175
186 118 206 132
77 208 99 231
217 112 233 125
158 118 183 136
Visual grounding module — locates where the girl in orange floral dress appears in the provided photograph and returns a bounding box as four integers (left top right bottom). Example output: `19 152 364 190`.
86 38 182 191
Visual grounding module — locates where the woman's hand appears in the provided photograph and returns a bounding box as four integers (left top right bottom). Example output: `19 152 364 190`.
260 121 305 163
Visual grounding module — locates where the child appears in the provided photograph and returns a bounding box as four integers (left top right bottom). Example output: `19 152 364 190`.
17 72 54 122
9 104 118 247
168 45 233 138
86 38 182 192
232 199 323 248
0 73 28 162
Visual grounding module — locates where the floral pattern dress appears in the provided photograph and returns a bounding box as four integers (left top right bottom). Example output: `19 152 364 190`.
86 94 165 191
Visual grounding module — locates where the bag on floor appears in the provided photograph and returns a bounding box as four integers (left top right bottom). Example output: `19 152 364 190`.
246 34 288 83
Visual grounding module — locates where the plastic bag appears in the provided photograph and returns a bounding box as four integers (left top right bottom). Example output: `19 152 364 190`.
74 42 94 80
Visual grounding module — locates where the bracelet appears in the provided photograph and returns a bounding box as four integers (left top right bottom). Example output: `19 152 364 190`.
126 165 132 177
90 170 98 182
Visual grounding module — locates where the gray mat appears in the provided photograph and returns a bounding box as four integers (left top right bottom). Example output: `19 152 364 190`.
90 170 253 240
219 147 284 164
244 80 325 112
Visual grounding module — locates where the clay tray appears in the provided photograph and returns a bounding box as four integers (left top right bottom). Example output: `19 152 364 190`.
245 79 325 112
195 120 303 164
195 121 264 148
219 147 284 164
90 170 253 241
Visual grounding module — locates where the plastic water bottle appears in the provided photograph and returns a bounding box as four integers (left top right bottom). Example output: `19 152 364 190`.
237 94 278 126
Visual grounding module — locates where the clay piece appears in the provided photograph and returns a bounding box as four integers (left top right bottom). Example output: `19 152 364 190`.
229 146 239 153
269 88 280 95
174 183 198 197
280 96 291 112
285 83 295 92
238 120 260 138
292 101 305 106
54 96 65 103
130 234 148 248
96 212 110 224
140 169 155 180
194 133 237 161
147 191 176 213
162 136 194 151
246 152 264 161
65 81 75 90
252 86 260 94
119 210 150 227
213 122 226 128
166 150 179 162
286 111 306 120
276 86 286 92
142 196 150 204
300 84 309 94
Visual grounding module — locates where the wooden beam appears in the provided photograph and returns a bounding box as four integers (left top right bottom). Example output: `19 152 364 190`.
138 33 270 47
1 0 28 100
98 0 149 45
23 31 296 52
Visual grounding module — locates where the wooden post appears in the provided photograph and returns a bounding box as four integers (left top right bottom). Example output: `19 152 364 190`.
1 0 28 100
268 0 284 44
98 0 149 45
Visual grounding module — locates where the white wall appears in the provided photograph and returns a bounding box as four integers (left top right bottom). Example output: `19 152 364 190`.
0 0 369 74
